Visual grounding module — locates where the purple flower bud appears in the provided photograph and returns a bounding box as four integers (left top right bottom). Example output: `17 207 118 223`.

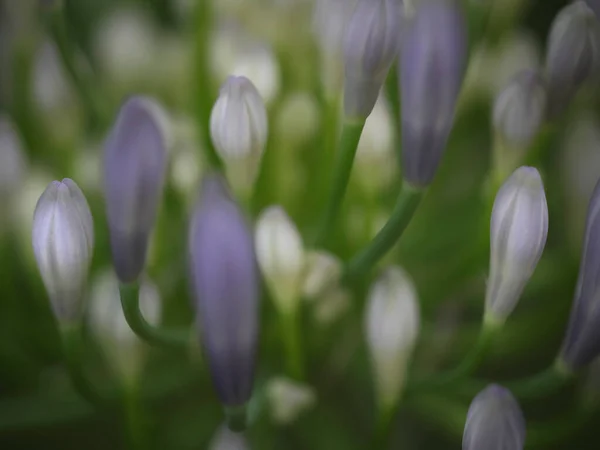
400 0 468 187
560 179 600 370
103 96 168 283
188 173 260 406
463 384 526 450
585 0 600 19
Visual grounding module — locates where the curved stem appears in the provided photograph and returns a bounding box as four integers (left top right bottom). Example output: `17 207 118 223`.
506 363 572 399
315 120 366 246
342 183 424 284
61 324 105 406
119 282 190 350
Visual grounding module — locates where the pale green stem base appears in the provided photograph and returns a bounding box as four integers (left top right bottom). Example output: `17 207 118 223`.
281 310 303 381
224 404 248 432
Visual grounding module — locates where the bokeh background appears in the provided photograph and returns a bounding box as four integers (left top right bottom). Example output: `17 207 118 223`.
1 0 600 448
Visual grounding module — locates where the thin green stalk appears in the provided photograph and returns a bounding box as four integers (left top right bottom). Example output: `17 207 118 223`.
119 282 190 349
315 120 366 246
60 324 105 406
409 324 498 392
193 0 222 169
281 311 304 381
507 363 572 399
123 383 147 450
224 404 248 432
342 183 424 284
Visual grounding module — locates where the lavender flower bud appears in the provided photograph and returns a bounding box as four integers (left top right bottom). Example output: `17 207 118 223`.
104 96 168 283
493 69 547 151
188 173 260 406
560 179 600 370
463 384 526 450
210 76 268 195
585 0 600 19
32 179 94 324
485 167 548 326
343 0 404 119
400 0 468 187
365 266 420 413
545 1 600 118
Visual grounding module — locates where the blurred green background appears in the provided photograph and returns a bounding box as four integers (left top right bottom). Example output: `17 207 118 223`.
1 0 600 448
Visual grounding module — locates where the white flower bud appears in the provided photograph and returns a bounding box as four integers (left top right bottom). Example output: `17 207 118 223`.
485 166 548 326
210 75 268 196
208 424 249 450
365 266 420 412
493 69 547 151
88 270 162 385
266 376 317 425
255 206 305 315
32 179 94 324
343 0 404 119
302 250 342 299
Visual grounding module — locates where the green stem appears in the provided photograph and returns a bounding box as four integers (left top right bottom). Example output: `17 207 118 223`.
342 183 424 284
193 0 222 169
281 311 304 381
506 363 572 399
44 7 107 129
410 324 498 392
224 404 248 432
119 282 190 349
60 324 105 406
123 383 146 450
315 120 366 246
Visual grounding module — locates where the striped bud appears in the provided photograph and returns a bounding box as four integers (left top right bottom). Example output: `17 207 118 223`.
400 0 468 187
32 179 94 324
485 167 548 326
189 173 260 406
104 96 168 283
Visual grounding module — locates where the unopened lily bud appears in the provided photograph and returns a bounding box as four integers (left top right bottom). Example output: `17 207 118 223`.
343 0 404 119
32 179 94 325
189 173 260 407
255 206 305 315
302 251 342 299
266 376 317 425
545 1 600 118
88 270 161 385
104 96 168 283
560 179 600 370
463 384 526 450
485 166 548 326
493 69 547 153
401 0 468 187
365 266 420 413
210 75 268 195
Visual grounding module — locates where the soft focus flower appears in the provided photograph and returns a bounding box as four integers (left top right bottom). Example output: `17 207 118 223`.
210 75 268 196
266 376 317 425
585 0 600 18
104 96 169 283
560 178 600 370
302 250 342 299
400 0 468 187
255 206 305 315
88 270 161 385
32 178 94 324
343 0 404 119
208 424 249 450
276 91 320 146
365 266 420 413
463 384 526 450
189 173 260 407
485 166 548 326
313 286 351 326
493 69 547 153
545 1 600 117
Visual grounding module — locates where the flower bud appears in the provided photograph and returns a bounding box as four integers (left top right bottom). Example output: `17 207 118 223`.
302 250 342 299
545 1 600 118
266 376 317 425
343 0 404 119
585 0 600 19
104 96 168 283
400 0 468 187
189 173 260 407
463 384 526 450
32 179 94 324
208 425 249 450
485 166 548 325
492 69 547 152
210 75 268 195
88 270 161 385
365 266 420 412
560 178 600 370
255 206 305 315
